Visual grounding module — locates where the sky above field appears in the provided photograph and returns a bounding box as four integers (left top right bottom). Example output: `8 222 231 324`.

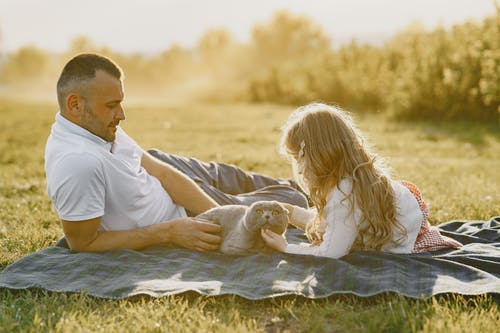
0 0 496 54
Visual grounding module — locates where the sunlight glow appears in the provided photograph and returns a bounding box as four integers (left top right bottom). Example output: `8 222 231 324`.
0 0 495 54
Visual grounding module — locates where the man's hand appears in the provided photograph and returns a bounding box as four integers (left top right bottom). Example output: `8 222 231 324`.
261 229 288 252
62 216 221 253
165 217 222 251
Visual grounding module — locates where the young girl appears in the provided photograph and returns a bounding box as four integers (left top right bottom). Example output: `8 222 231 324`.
261 103 462 258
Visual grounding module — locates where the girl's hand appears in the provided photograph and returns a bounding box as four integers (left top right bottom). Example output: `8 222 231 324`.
261 229 288 252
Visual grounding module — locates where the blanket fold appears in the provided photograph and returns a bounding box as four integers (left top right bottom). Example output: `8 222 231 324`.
1 217 499 299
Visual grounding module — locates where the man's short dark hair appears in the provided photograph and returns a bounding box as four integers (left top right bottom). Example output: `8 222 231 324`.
56 53 123 110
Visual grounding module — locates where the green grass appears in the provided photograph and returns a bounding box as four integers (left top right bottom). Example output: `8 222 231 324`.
0 98 499 332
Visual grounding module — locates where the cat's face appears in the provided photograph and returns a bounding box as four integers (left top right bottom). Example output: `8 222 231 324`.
244 201 289 234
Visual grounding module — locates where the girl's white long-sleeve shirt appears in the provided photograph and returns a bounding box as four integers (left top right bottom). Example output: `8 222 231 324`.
285 178 423 258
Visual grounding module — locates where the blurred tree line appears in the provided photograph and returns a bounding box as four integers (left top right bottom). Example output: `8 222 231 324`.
0 9 498 122
246 10 499 123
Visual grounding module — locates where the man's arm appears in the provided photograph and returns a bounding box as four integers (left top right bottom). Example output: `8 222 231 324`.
62 216 221 253
141 151 219 215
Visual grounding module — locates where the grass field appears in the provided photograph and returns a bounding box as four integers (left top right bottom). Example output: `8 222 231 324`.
0 98 499 332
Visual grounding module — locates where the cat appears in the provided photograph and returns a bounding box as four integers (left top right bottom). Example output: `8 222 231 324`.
196 200 289 256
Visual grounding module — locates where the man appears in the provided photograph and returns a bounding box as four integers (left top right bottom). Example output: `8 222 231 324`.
45 53 307 253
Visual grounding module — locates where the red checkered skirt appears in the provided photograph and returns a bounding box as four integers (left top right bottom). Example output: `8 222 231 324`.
400 181 462 253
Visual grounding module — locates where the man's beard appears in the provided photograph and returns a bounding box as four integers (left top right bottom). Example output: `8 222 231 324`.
81 105 114 142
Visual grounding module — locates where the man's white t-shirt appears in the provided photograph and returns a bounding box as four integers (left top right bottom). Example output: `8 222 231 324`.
44 113 187 230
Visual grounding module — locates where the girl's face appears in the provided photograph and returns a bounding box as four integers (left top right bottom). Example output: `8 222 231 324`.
291 157 301 175
290 151 309 195
288 144 304 174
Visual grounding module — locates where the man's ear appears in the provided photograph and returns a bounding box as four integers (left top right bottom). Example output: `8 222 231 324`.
65 93 84 118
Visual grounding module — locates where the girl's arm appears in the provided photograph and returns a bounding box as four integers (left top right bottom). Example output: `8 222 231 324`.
283 203 316 230
265 179 360 258
284 211 358 258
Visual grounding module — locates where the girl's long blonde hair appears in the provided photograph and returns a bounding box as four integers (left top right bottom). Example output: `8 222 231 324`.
280 103 406 250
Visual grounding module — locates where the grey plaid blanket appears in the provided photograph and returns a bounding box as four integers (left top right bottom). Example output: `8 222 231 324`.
1 218 499 299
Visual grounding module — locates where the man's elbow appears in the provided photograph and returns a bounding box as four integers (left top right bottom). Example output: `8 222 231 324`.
67 242 91 253
65 235 99 253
